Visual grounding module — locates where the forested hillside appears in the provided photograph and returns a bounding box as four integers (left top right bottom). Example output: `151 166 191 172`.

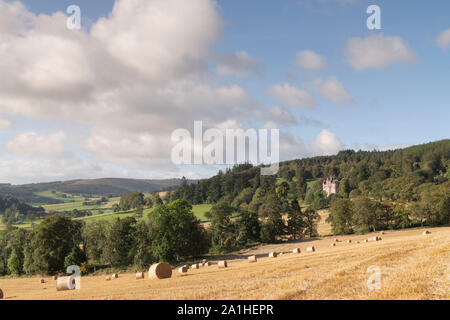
169 140 450 232
0 178 196 204
0 195 45 225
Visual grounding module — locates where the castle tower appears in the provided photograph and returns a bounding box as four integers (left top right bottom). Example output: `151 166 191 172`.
323 177 340 197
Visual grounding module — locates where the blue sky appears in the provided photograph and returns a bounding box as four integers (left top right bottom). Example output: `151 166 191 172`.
0 0 449 184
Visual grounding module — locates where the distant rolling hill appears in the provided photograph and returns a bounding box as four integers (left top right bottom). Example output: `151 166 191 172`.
0 178 196 204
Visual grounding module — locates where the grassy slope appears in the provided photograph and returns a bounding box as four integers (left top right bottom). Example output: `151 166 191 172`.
0 193 212 230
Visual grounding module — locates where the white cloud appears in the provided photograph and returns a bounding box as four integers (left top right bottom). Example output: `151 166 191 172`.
6 131 66 158
436 29 450 49
359 143 410 152
309 77 354 105
91 0 221 81
295 50 326 70
267 83 316 108
0 117 12 129
0 0 351 183
345 34 416 70
0 1 35 35
0 0 273 174
279 133 309 161
309 129 343 156
267 106 297 124
216 51 262 76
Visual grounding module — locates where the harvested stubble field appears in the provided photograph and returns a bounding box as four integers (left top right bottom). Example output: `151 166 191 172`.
0 227 448 300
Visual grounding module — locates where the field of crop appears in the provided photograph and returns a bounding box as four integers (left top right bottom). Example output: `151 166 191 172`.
1 226 448 300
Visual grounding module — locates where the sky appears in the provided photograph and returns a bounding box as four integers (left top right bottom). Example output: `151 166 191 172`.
0 0 449 184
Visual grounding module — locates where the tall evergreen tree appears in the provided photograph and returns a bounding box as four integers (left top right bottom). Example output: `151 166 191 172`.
287 198 304 240
259 189 285 243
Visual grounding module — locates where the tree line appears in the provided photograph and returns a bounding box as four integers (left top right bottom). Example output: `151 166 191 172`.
168 140 449 231
0 190 320 276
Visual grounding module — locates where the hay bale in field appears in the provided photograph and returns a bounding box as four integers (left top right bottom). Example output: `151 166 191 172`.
330 243 336 247
269 252 278 258
136 272 145 279
346 240 352 243
306 246 315 252
377 237 382 241
364 239 369 243
248 255 257 263
203 262 211 266
423 230 431 235
191 263 199 269
149 262 172 280
111 273 118 279
292 248 301 254
0 288 3 299
202 259 207 264
40 278 45 284
218 260 228 268
56 276 76 291
334 238 339 242
380 231 385 235
178 266 188 273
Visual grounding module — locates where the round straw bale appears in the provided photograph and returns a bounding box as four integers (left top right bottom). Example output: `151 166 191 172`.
377 237 382 241
105 276 111 281
306 246 315 252
56 276 76 291
268 252 278 258
364 239 369 243
202 259 207 264
380 231 385 235
218 260 228 268
136 272 145 279
149 262 172 280
423 230 430 235
330 243 336 247
292 248 301 254
178 266 188 273
111 273 118 279
191 263 199 269
203 262 211 266
346 240 352 243
248 255 257 263
0 288 3 299
334 238 339 242
40 278 45 284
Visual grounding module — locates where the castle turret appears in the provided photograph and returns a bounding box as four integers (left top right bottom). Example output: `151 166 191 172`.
323 177 339 197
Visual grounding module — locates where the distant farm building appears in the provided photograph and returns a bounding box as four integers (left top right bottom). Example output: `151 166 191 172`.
323 177 339 197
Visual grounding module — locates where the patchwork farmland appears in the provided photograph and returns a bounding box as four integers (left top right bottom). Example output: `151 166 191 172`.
1 227 448 300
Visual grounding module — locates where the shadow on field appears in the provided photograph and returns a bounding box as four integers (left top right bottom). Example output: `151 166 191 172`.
204 237 324 262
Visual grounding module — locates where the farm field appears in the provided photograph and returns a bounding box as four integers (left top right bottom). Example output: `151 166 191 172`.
0 195 211 231
1 226 448 300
